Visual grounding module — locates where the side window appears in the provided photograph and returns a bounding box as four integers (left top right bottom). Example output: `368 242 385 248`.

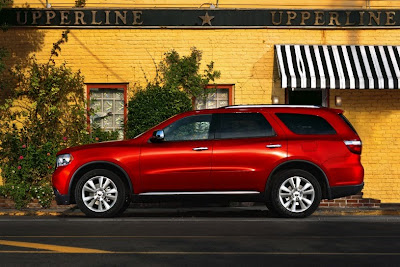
163 114 212 142
217 113 275 139
276 113 336 135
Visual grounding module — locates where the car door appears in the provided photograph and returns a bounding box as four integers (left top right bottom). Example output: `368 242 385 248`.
140 114 215 192
211 112 287 192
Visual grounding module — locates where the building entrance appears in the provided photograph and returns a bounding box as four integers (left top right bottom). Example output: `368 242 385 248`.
287 89 328 107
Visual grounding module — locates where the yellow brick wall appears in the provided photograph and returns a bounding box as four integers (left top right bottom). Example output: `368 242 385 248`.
1 27 400 202
329 90 400 203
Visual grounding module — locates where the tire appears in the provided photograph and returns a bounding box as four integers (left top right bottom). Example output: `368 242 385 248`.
270 169 321 218
116 194 132 216
75 169 128 218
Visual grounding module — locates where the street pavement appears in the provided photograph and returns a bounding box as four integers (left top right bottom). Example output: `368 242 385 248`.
0 207 400 266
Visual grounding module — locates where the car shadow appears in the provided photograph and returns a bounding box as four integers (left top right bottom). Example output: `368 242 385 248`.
60 204 279 218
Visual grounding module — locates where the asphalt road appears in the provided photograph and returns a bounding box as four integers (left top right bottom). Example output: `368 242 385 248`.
0 212 400 266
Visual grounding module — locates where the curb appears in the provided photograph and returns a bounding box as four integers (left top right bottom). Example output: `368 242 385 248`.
315 209 400 216
0 207 400 217
0 211 65 216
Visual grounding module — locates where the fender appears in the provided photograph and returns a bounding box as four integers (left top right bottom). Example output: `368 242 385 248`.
265 159 332 199
68 160 134 197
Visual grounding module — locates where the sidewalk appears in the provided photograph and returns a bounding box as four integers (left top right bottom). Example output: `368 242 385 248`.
1 204 400 217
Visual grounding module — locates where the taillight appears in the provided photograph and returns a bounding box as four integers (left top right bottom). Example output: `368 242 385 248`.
344 140 362 154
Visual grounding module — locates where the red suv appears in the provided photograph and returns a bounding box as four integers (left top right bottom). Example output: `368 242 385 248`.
52 105 364 218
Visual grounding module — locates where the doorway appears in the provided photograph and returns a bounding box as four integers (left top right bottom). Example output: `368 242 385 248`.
286 89 328 107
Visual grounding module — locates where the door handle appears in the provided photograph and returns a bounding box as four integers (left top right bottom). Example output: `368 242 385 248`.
193 147 209 151
266 144 282 148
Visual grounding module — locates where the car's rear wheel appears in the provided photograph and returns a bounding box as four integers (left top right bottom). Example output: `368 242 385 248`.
75 169 128 217
271 169 321 218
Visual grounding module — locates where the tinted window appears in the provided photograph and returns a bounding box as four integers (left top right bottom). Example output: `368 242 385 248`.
276 113 336 135
217 113 275 139
163 114 212 141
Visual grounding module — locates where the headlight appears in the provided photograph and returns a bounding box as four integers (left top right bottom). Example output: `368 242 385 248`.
56 154 73 168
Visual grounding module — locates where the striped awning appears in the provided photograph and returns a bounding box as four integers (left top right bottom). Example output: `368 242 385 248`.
275 44 400 89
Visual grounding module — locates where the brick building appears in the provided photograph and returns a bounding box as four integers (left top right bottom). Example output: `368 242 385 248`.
1 0 400 206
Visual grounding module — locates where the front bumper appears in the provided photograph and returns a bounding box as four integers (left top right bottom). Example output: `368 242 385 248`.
330 183 364 199
53 187 70 205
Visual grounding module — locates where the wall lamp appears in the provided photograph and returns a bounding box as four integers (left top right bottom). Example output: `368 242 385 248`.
335 96 342 107
272 96 279 104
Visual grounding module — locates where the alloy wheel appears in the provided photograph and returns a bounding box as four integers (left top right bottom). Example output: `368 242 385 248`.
278 176 315 213
81 176 119 213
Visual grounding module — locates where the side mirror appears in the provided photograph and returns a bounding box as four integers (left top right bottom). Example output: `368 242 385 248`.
151 130 165 142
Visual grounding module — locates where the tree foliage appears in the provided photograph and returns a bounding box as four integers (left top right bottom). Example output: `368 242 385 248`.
127 84 192 138
127 48 220 138
160 47 221 98
0 30 116 208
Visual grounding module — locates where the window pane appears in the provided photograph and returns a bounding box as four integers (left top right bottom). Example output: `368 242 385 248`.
218 113 275 139
91 91 102 99
206 100 217 109
195 88 230 110
163 115 212 141
115 100 124 113
90 100 101 112
208 90 217 100
276 113 336 135
103 91 113 99
217 89 229 99
218 100 228 107
115 115 124 127
104 100 113 113
103 116 113 127
115 91 124 100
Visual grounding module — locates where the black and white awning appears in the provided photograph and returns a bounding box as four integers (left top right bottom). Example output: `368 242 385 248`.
275 44 400 89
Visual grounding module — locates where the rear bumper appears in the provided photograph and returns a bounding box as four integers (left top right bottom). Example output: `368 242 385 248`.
53 187 70 205
330 183 364 199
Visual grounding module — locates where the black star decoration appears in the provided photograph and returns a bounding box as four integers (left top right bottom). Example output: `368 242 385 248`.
199 12 215 26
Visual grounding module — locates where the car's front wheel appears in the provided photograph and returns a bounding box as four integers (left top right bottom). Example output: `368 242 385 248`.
75 169 128 217
271 169 321 218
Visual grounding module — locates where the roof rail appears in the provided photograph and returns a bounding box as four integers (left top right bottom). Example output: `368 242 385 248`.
222 105 321 109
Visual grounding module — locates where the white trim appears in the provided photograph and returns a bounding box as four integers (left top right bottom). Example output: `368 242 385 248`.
360 46 374 88
294 45 307 88
304 45 316 89
285 45 297 88
313 45 326 89
139 191 261 196
344 140 362 146
391 46 400 87
323 46 335 89
379 46 394 89
332 45 346 89
351 46 365 89
225 105 320 109
276 45 288 88
369 46 384 89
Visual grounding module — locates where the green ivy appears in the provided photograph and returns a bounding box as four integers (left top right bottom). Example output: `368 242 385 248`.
126 48 221 138
127 84 192 138
0 183 53 209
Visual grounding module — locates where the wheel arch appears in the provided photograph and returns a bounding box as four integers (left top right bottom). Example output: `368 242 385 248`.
265 160 331 200
68 161 133 204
